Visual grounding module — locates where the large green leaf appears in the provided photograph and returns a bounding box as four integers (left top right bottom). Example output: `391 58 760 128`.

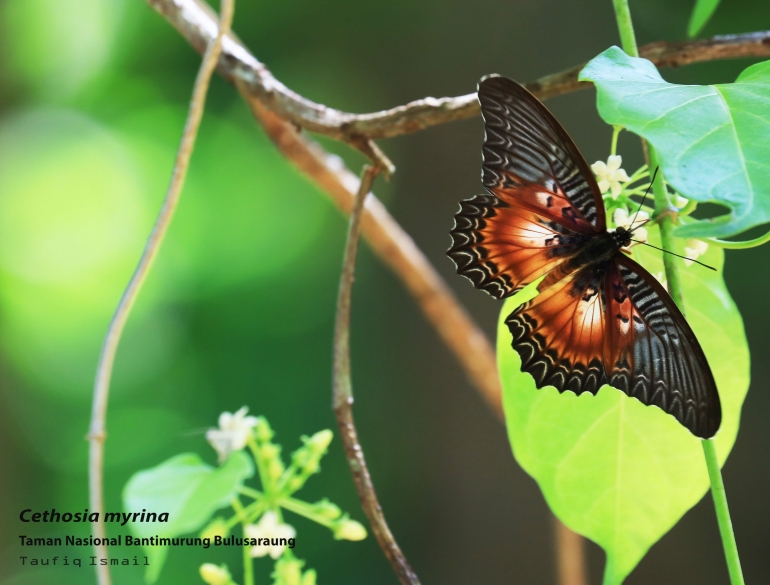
579 47 770 239
498 238 749 584
123 451 254 583
688 0 721 37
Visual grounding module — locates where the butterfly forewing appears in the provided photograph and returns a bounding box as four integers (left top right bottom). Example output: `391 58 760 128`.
478 75 606 230
449 75 606 298
448 74 722 439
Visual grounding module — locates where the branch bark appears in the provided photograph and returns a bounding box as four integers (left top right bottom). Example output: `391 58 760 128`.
555 517 588 585
146 0 770 142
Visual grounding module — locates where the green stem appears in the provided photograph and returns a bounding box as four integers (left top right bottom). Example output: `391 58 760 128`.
622 188 654 197
679 197 698 216
702 439 745 585
239 486 264 500
626 166 649 183
648 148 685 308
610 2 744 583
611 0 639 56
247 435 272 498
225 499 266 531
232 498 254 585
279 497 335 529
610 125 622 155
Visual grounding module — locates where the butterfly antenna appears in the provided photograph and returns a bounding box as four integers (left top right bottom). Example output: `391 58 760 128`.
629 239 716 271
630 166 659 229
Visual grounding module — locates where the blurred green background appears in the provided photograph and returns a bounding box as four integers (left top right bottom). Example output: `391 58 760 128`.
1 0 769 583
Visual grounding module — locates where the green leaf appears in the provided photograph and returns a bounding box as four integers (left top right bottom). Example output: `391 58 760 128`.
579 47 770 239
123 451 254 583
498 237 749 584
688 0 721 37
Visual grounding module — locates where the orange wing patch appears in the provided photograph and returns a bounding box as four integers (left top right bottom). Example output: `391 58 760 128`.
505 262 609 394
448 180 593 299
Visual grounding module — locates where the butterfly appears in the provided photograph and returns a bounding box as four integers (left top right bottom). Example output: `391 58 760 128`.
447 75 721 439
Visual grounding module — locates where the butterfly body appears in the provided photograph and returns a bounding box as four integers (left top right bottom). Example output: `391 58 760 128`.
448 74 721 439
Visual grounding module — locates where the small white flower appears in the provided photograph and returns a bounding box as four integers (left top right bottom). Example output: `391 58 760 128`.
244 511 296 559
684 239 709 266
675 195 689 209
612 208 650 245
591 155 630 199
206 407 259 462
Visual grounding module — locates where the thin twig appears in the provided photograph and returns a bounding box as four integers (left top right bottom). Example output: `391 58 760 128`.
145 0 770 141
86 2 235 583
333 165 421 585
242 96 503 417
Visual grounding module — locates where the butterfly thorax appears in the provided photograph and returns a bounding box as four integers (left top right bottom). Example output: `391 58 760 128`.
564 229 629 273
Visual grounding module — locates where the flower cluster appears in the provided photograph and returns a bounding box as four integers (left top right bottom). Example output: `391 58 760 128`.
200 409 367 585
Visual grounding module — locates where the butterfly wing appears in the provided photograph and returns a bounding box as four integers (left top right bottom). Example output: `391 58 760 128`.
449 75 606 298
604 256 721 438
505 255 721 439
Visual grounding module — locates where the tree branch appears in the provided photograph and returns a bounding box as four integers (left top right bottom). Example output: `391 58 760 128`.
333 165 421 585
88 2 234 584
146 0 770 142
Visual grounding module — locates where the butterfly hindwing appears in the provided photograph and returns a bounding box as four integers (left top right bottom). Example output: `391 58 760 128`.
604 256 721 438
505 255 721 439
506 261 609 395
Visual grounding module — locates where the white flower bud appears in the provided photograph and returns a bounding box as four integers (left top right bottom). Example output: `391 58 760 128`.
334 519 367 541
199 563 232 585
307 430 333 453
